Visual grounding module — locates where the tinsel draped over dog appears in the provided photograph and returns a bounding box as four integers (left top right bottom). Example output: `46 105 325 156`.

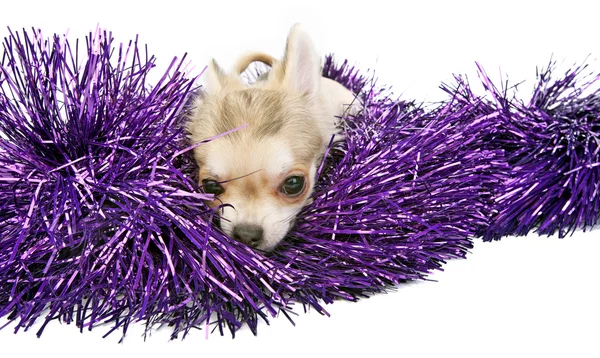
0 29 598 339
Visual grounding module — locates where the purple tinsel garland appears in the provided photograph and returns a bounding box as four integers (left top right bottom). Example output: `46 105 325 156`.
474 63 600 239
0 29 598 340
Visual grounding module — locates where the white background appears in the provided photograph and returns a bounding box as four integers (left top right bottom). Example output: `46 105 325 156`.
1 0 599 357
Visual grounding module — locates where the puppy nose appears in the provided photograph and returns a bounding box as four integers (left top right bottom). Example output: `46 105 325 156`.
232 224 264 248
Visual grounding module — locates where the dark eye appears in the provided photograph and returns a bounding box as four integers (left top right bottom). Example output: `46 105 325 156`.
280 175 305 197
201 179 224 196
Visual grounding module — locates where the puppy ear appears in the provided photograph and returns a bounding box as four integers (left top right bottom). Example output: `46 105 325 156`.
279 24 321 96
205 59 227 93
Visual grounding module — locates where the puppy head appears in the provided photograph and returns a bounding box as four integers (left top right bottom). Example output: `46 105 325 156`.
187 24 333 251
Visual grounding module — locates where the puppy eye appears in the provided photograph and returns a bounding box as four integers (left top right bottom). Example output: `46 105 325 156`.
280 175 305 197
201 179 224 196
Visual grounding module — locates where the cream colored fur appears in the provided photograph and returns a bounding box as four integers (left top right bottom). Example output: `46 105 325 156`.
186 24 359 251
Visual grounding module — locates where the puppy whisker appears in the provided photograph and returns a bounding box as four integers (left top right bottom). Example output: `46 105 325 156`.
219 169 262 184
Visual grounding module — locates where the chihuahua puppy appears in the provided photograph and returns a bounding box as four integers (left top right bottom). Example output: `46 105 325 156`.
187 24 358 251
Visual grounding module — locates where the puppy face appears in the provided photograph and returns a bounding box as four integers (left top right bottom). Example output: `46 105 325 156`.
187 25 334 251
189 90 323 251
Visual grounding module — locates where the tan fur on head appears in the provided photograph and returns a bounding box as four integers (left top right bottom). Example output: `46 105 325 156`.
186 23 360 251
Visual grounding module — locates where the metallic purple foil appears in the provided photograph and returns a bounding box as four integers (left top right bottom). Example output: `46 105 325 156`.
0 29 597 340
470 62 600 239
